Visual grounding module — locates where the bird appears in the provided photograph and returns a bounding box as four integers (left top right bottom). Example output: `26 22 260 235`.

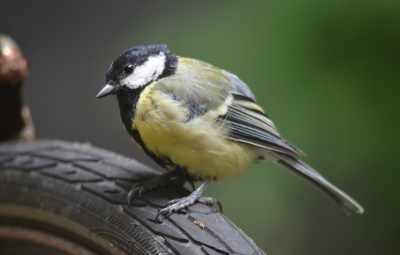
96 44 364 219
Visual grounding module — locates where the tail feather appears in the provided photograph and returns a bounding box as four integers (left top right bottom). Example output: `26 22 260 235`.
272 152 364 214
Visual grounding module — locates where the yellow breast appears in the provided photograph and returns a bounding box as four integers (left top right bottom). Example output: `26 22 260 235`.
132 86 258 181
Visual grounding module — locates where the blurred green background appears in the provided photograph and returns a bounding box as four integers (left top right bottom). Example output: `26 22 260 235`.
1 0 399 254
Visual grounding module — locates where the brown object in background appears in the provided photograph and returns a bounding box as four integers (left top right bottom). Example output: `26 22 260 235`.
0 34 35 141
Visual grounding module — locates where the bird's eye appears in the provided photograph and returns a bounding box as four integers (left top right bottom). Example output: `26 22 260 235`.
124 64 134 74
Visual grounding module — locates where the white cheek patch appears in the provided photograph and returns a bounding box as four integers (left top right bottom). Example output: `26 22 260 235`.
121 52 166 89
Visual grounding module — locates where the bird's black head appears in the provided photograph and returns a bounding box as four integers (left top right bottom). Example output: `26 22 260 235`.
96 44 177 98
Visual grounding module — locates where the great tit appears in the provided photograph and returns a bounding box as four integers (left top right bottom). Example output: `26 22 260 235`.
96 44 364 218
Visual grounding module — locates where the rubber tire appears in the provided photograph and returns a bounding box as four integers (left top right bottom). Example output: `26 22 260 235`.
0 140 265 255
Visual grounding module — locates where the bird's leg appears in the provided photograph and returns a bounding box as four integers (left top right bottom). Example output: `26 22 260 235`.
128 172 180 205
156 178 223 220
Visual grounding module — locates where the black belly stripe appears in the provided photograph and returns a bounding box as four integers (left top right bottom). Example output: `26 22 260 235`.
119 105 169 170
126 128 166 167
127 127 192 179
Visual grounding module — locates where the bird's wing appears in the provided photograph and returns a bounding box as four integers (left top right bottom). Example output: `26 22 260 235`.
221 70 304 156
222 96 304 156
154 58 303 156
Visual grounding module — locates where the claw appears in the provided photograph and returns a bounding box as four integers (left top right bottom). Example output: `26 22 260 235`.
197 197 223 213
217 200 223 213
127 188 136 205
165 198 181 207
127 180 148 205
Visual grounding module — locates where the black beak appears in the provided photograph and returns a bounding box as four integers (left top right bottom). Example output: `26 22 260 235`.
96 84 120 98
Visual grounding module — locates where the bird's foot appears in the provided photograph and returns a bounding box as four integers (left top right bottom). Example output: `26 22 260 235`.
127 172 184 205
155 195 222 221
155 179 222 220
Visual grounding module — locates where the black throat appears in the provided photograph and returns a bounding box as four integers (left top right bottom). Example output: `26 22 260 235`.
116 86 143 129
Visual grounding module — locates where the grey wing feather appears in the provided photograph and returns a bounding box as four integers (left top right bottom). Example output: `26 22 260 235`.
223 104 304 155
221 70 256 101
272 151 364 214
227 104 280 137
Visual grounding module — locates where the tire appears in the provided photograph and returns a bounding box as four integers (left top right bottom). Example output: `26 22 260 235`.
0 139 265 255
